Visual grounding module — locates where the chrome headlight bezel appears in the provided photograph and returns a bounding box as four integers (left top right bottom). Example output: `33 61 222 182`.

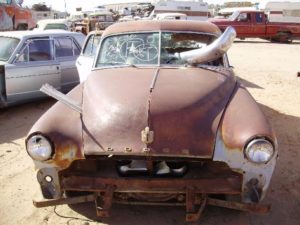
244 138 275 164
26 133 54 161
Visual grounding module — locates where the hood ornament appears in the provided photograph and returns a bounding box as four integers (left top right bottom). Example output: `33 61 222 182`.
141 126 154 144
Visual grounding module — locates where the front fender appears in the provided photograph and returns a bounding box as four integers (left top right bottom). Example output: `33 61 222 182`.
26 84 85 170
213 85 278 202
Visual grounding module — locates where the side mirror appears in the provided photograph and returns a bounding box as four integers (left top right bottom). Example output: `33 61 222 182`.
176 26 236 65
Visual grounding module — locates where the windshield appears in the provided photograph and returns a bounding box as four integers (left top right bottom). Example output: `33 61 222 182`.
97 32 159 66
44 24 68 30
229 11 240 21
96 32 216 67
0 37 20 62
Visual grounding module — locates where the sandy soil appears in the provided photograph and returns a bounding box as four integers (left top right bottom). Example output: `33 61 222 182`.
0 38 299 225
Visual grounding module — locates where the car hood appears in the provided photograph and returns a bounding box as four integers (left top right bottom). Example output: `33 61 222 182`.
82 66 236 158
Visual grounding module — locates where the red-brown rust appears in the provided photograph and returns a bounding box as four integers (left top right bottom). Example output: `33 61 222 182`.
83 67 236 158
149 68 235 157
102 20 221 38
61 175 242 194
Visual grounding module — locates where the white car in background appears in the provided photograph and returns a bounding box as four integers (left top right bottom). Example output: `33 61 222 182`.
0 30 85 107
35 19 70 31
76 31 102 82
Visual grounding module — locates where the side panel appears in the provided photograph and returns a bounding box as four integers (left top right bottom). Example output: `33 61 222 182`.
4 61 61 105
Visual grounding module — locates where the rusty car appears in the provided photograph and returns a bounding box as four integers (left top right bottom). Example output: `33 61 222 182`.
0 30 85 107
26 20 278 222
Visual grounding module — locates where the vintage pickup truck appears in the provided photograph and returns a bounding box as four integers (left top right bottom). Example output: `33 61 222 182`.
210 10 300 42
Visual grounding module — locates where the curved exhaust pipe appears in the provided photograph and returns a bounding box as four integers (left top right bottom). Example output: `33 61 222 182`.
176 26 236 65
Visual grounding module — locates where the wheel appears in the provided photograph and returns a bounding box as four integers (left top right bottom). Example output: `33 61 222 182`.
271 32 292 43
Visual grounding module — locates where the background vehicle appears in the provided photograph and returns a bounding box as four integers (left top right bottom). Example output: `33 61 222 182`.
74 11 114 35
259 1 300 23
0 30 85 107
0 0 36 31
155 13 187 20
210 10 300 42
151 0 209 20
26 20 277 222
35 19 69 31
76 30 103 82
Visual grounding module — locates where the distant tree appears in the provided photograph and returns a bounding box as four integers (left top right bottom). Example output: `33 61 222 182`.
32 3 51 11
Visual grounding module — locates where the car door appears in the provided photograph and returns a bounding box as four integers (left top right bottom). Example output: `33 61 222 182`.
76 33 102 83
4 38 61 105
54 36 81 93
251 12 266 37
235 12 252 37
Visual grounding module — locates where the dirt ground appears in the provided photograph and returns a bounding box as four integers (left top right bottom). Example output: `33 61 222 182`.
0 38 299 225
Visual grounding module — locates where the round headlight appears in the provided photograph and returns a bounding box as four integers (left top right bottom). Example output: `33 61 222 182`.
244 138 274 164
26 134 53 161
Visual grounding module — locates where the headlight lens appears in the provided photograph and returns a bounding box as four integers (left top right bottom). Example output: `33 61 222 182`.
244 138 274 164
26 134 53 161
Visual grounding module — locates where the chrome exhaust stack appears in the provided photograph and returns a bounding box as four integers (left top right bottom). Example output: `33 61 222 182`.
176 26 236 65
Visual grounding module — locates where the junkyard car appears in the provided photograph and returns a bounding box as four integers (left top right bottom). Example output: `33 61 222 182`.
34 19 70 31
76 30 103 83
26 20 278 222
0 30 85 107
74 11 114 35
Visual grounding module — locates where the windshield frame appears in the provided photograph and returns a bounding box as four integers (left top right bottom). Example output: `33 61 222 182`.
94 30 219 69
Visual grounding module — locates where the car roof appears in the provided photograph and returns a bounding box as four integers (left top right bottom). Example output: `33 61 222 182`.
102 20 221 37
0 30 83 39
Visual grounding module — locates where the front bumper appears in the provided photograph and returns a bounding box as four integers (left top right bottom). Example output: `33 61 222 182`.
33 159 271 222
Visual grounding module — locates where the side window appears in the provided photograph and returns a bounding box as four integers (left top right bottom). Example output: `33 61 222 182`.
238 13 250 22
54 37 81 58
16 39 54 63
255 13 263 23
82 34 101 57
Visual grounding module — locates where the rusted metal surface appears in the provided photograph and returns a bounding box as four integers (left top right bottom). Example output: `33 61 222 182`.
33 193 96 208
206 198 270 214
148 67 235 157
27 84 85 169
102 20 221 39
186 194 207 222
60 160 242 194
220 85 276 150
95 186 115 217
83 67 235 157
33 158 271 222
62 176 241 193
82 68 153 155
